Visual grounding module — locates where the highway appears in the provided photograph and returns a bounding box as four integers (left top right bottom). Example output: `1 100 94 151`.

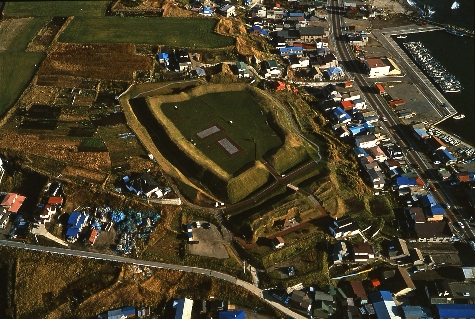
0 239 307 319
328 0 472 239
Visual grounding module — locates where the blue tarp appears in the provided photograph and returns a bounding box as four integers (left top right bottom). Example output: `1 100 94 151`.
68 212 81 225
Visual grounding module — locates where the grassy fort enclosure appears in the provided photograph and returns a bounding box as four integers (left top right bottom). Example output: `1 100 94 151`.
138 84 307 203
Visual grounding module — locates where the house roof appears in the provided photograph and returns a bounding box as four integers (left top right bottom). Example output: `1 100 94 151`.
369 290 401 319
1 193 17 206
435 304 475 318
174 298 193 319
349 281 368 301
8 195 26 213
341 100 354 108
219 310 245 319
273 236 284 244
299 26 325 36
353 242 373 255
414 222 452 239
47 196 63 205
366 58 387 69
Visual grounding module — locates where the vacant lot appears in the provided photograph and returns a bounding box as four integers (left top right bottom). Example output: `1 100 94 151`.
58 17 235 48
0 52 45 116
160 90 282 174
188 223 229 259
3 1 110 17
38 43 152 81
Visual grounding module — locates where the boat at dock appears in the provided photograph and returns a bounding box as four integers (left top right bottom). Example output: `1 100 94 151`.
453 114 465 119
403 41 463 93
397 35 407 38
445 27 464 36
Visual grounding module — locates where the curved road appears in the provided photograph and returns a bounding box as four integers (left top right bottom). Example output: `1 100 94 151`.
0 240 306 319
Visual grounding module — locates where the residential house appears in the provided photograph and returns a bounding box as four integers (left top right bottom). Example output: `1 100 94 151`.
425 136 446 151
66 212 89 243
272 236 285 249
341 100 354 113
289 290 312 313
201 6 213 15
264 60 282 78
329 216 360 239
349 281 368 304
298 26 325 42
364 58 390 78
123 172 162 198
321 84 342 102
220 4 235 17
335 125 351 138
176 49 192 72
341 90 360 101
433 304 475 319
333 241 349 264
288 55 310 68
352 98 366 112
236 61 250 78
37 196 63 224
436 149 457 165
279 46 303 58
157 52 169 64
1 192 26 214
391 267 416 297
412 222 454 243
387 238 410 260
348 122 374 136
325 67 344 80
98 306 136 319
331 107 351 124
248 25 267 35
313 287 336 318
314 52 339 69
401 306 433 319
173 298 193 319
352 242 374 262
425 204 444 222
354 147 368 158
455 172 475 184
354 134 378 149
368 290 402 319
368 146 387 163
218 310 245 319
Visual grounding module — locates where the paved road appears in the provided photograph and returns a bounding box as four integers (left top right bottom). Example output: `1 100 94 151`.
0 239 307 319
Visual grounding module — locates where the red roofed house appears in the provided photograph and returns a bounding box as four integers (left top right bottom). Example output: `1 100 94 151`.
364 58 390 77
38 196 64 224
341 100 354 112
1 193 26 213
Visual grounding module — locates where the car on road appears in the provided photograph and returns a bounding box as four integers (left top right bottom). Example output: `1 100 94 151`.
433 160 441 165
458 222 465 228
382 116 388 122
284 295 291 305
446 203 451 209
450 181 458 186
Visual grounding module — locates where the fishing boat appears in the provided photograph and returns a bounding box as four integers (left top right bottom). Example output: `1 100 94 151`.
397 35 407 39
453 114 465 119
445 27 464 36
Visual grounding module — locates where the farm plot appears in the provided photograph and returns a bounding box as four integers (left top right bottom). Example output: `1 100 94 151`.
3 1 110 17
158 90 282 175
37 43 152 81
0 52 44 116
58 17 235 48
0 17 49 52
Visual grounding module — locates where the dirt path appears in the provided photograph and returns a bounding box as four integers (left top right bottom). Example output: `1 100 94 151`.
31 224 68 247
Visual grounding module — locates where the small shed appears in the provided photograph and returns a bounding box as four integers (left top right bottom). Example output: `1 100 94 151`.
272 236 285 249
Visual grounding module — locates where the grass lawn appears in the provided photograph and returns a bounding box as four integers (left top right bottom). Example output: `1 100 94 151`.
59 17 235 48
0 52 45 116
161 91 282 174
3 1 110 17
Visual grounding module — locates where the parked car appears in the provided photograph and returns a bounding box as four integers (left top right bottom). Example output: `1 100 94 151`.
433 160 441 165
203 223 211 229
458 222 465 228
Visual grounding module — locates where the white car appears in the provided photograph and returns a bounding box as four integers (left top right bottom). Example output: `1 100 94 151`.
458 222 465 228
446 203 451 209
433 160 441 165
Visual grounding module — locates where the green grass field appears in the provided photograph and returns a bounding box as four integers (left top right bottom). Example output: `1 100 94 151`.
58 17 235 48
3 1 110 17
161 91 282 174
0 52 45 116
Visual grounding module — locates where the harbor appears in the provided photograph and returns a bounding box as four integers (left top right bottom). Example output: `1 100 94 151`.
403 41 463 93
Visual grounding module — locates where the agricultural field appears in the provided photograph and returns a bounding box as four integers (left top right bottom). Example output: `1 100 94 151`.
38 43 152 81
58 17 235 48
2 1 110 17
0 53 44 117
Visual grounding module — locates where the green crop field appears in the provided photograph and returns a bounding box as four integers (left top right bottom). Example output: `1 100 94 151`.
0 52 45 116
161 91 282 174
58 17 235 48
3 1 110 17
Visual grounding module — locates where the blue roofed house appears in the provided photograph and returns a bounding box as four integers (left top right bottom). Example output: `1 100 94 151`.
248 25 267 35
331 107 351 124
419 194 437 208
369 290 402 319
426 204 444 222
66 212 89 243
434 304 475 319
157 52 169 64
201 6 213 15
174 298 193 319
98 306 136 319
279 46 303 58
219 310 245 319
394 176 418 189
325 67 344 80
436 149 457 165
